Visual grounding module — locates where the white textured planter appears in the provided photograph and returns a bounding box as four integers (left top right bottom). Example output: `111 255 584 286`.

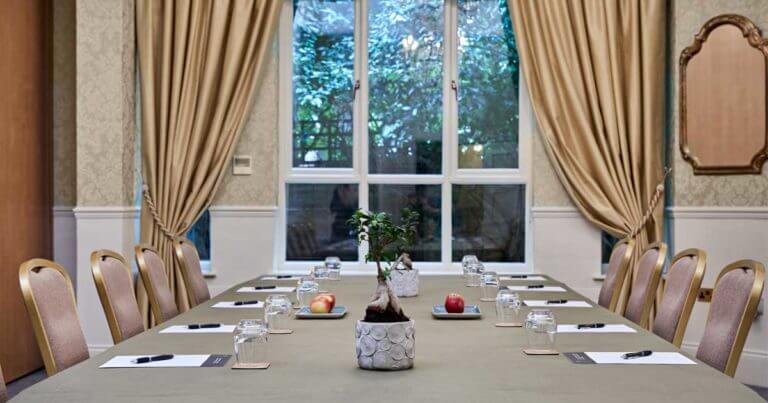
355 320 415 370
390 269 419 297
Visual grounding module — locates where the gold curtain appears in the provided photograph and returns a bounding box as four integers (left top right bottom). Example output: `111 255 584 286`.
136 0 280 326
508 0 667 312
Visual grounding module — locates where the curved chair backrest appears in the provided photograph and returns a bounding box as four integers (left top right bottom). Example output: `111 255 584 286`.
19 259 89 375
0 361 7 403
696 260 764 377
653 248 706 347
91 250 145 343
173 237 210 308
624 242 668 328
598 238 635 312
135 244 179 324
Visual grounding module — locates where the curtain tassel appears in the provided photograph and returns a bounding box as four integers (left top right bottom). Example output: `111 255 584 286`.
142 185 181 239
628 167 672 239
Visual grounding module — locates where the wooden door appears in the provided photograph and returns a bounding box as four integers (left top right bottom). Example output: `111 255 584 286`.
0 0 52 382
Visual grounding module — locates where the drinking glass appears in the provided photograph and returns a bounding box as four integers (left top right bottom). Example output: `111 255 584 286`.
465 261 484 287
264 294 293 332
312 265 329 291
480 271 499 301
495 290 522 325
296 277 319 308
234 319 268 365
524 309 557 352
461 255 478 279
324 256 342 281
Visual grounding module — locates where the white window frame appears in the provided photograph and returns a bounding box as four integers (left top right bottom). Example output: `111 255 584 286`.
276 0 533 275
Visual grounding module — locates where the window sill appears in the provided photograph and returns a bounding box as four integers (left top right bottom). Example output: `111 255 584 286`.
592 273 605 282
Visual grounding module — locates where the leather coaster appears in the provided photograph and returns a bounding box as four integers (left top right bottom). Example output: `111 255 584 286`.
479 298 496 302
522 348 559 356
268 329 293 334
495 322 522 327
232 362 270 370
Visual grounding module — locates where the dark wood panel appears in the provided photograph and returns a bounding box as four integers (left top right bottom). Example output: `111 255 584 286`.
0 0 53 382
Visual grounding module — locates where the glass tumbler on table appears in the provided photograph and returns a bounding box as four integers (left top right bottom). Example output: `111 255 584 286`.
324 256 342 280
264 294 293 333
296 277 319 308
480 271 499 301
524 309 558 353
234 319 269 366
461 255 478 280
495 290 522 325
465 261 484 287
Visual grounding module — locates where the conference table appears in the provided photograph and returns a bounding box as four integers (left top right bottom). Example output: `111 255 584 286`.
15 275 762 402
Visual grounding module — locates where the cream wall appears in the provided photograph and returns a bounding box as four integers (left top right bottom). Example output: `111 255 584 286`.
53 0 76 207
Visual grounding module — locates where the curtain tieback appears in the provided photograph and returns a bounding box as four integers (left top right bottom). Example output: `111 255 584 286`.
628 168 672 239
142 185 181 239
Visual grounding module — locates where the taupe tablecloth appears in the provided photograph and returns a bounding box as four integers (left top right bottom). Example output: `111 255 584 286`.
15 275 762 402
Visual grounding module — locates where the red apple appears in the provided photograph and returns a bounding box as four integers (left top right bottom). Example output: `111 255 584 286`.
310 296 332 313
317 293 336 309
444 293 465 314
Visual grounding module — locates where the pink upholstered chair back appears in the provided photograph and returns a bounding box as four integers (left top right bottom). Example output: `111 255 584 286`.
173 238 211 307
135 245 179 324
696 260 764 377
91 250 145 343
652 249 706 346
0 362 7 403
598 238 635 312
19 259 89 375
624 242 667 328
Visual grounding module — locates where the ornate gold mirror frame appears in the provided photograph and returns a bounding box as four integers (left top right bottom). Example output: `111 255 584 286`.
680 14 768 174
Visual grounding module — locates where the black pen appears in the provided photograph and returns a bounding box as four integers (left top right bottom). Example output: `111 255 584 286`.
577 323 605 329
276 275 293 279
253 285 277 290
132 354 174 364
622 350 653 359
234 300 260 306
527 284 545 289
508 275 528 279
187 323 221 329
546 299 568 304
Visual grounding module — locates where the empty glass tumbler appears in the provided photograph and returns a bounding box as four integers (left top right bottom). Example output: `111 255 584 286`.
296 277 319 308
480 271 499 301
234 319 268 365
465 261 484 287
495 290 522 325
524 309 557 352
264 294 292 332
324 256 341 280
462 255 478 279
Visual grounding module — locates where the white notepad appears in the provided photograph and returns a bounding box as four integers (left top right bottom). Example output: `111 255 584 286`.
159 325 236 334
100 355 212 368
500 275 548 281
212 301 264 309
506 286 566 292
585 352 696 365
261 275 302 280
557 324 636 333
237 286 296 293
524 300 592 308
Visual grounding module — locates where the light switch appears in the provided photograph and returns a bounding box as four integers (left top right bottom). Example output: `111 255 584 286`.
233 155 252 175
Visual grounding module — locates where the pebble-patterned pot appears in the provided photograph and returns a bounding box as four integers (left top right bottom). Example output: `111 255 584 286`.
355 320 415 370
390 269 419 297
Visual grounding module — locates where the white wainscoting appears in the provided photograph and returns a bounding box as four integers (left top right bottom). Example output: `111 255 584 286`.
531 207 603 302
73 206 139 354
53 206 77 286
207 205 278 296
668 206 768 386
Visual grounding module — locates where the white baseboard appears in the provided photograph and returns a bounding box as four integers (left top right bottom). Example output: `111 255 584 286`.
87 344 113 356
53 205 77 285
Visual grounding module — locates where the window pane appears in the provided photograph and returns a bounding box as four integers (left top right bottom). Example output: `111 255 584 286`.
452 184 525 262
457 0 519 169
186 210 210 261
368 0 444 174
287 184 359 261
292 0 355 168
369 184 441 261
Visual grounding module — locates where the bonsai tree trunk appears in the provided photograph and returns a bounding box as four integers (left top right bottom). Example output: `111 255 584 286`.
364 260 410 322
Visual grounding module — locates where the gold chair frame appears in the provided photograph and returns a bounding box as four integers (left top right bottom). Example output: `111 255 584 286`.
603 238 635 313
661 248 707 347
19 258 82 375
624 242 668 329
91 249 143 344
135 244 173 324
173 237 207 308
705 260 764 377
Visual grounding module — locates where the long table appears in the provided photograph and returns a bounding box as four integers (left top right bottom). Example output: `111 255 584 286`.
15 275 762 402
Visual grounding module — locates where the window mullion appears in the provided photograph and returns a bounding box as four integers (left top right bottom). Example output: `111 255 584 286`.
357 0 370 266
441 0 458 266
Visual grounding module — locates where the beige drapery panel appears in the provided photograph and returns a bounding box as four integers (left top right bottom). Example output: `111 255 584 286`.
508 0 667 313
136 0 280 327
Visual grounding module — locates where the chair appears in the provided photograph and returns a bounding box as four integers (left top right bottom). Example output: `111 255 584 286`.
19 259 89 375
597 238 635 312
173 237 211 308
135 244 179 324
1 362 7 403
91 250 145 344
623 242 667 328
696 260 764 377
652 248 706 347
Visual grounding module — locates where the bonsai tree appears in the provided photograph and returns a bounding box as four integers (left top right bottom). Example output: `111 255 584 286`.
349 209 419 322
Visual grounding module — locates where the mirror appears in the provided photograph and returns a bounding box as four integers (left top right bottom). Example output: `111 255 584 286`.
680 14 768 175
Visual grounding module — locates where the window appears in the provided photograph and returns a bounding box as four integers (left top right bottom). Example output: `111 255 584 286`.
186 210 212 273
600 231 619 275
278 0 531 273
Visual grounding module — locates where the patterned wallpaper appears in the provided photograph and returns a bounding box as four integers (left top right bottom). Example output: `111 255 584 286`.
532 129 572 207
53 0 76 206
670 0 768 206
